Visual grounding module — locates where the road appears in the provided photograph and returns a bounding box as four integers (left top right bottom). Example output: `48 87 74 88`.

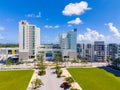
39 66 67 90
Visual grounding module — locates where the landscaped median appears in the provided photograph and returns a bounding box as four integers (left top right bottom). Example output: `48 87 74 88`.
67 67 120 90
0 70 33 90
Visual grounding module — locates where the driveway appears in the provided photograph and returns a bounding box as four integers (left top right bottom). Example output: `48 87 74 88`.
39 66 68 90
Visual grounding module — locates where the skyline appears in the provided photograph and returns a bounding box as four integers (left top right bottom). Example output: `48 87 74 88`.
0 0 120 44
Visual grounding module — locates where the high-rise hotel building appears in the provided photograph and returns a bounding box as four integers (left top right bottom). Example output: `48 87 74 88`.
19 20 40 60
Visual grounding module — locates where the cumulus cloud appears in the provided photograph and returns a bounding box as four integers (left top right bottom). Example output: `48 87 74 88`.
106 22 120 37
68 18 82 25
26 12 41 18
77 28 105 43
54 25 60 28
44 25 60 29
0 26 5 30
62 1 91 16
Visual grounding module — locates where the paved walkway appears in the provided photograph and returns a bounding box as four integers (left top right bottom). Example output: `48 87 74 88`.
27 69 38 90
39 66 66 90
62 68 82 90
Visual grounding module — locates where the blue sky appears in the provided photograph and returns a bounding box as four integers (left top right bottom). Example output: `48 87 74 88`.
0 0 120 44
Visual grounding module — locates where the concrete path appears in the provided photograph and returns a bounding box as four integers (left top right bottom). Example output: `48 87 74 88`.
27 69 37 90
62 68 82 90
39 66 66 90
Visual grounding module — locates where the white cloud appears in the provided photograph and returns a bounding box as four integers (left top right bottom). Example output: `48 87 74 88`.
77 28 105 43
44 25 60 29
62 1 91 16
54 25 60 28
44 25 52 28
68 18 82 25
36 12 41 18
106 22 120 37
26 12 41 18
0 26 5 30
0 34 4 39
68 24 72 27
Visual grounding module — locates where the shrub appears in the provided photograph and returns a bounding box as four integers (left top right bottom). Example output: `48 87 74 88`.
38 70 46 76
55 65 61 70
32 78 42 89
38 64 46 70
57 69 62 78
65 77 74 84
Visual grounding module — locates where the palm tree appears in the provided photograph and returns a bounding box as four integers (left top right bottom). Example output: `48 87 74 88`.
106 56 111 66
54 52 62 65
64 58 67 67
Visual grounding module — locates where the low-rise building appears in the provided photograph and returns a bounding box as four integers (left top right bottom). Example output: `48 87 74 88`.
0 48 19 60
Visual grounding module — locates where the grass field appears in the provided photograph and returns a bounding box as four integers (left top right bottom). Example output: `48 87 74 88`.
67 68 120 90
0 70 34 90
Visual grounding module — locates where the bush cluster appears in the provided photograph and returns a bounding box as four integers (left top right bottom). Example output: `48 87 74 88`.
55 65 62 78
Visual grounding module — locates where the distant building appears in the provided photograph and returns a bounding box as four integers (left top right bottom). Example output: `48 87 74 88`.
0 48 19 61
94 41 105 62
85 44 94 61
59 29 77 60
38 44 61 60
77 43 93 61
77 43 86 58
60 29 77 51
116 44 120 59
19 20 40 61
107 43 117 60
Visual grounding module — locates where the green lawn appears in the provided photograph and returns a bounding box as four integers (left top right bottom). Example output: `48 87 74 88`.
67 68 120 90
0 70 34 90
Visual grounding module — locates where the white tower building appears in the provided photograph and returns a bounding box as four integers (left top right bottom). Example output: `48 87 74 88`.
19 20 40 61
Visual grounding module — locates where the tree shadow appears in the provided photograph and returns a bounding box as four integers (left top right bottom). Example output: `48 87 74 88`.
99 66 120 77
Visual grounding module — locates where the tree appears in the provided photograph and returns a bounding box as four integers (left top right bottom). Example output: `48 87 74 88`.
55 55 61 65
64 58 67 67
106 56 111 66
6 58 13 65
37 55 46 76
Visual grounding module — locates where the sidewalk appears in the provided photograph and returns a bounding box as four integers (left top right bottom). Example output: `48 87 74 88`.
39 66 64 90
27 69 38 90
61 68 82 90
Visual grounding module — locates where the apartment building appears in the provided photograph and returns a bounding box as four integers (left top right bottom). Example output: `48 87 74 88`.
94 41 105 62
77 43 93 61
107 43 117 60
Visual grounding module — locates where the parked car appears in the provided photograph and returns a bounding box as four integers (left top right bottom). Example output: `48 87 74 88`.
60 82 70 88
